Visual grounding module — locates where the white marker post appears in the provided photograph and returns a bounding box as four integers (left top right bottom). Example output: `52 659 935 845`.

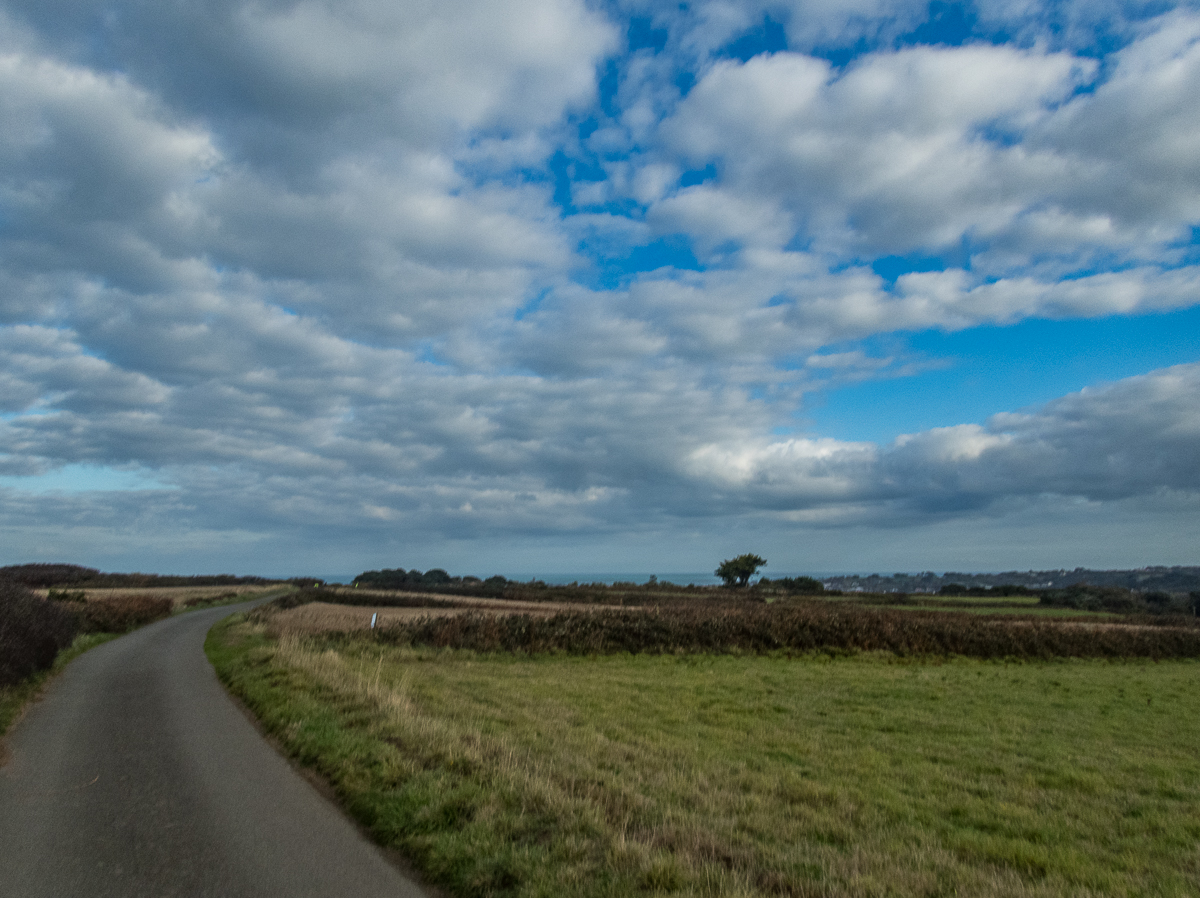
370 612 378 629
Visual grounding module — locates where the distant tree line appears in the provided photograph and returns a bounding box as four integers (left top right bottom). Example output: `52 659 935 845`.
826 566 1200 595
1034 584 1200 616
0 563 284 589
937 584 1036 596
932 581 1198 615
353 568 510 597
759 576 826 594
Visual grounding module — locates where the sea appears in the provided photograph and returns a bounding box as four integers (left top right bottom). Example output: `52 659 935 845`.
322 571 846 586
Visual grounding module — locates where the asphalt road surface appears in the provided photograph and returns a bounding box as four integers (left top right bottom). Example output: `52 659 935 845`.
0 600 432 898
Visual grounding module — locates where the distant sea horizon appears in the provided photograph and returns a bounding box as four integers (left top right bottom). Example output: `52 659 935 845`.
320 571 854 586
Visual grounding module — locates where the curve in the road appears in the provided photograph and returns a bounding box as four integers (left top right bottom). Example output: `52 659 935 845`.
0 600 433 898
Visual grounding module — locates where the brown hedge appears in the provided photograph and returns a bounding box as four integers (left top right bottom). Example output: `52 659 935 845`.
0 581 78 687
73 595 173 634
375 603 1200 660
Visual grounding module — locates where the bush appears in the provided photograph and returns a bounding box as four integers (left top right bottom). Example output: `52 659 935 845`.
73 595 172 634
0 580 78 687
1038 583 1194 614
764 576 825 594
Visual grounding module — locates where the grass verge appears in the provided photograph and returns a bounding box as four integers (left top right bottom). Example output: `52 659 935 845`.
208 614 1200 898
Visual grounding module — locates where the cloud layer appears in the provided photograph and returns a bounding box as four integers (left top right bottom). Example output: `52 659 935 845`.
0 0 1197 573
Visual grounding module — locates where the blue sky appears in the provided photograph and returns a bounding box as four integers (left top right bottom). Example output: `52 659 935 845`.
808 305 1200 442
0 0 1198 578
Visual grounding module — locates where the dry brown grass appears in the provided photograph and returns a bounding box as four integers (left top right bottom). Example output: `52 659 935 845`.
34 583 282 611
323 585 632 614
266 596 599 637
263 588 633 637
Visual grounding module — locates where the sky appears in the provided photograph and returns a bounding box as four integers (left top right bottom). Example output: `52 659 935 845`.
1 0 1198 579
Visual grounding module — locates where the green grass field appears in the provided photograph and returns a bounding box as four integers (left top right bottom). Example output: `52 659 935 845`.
209 617 1200 897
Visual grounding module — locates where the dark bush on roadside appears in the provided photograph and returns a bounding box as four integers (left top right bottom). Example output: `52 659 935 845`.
0 580 78 687
73 595 172 634
376 603 1200 660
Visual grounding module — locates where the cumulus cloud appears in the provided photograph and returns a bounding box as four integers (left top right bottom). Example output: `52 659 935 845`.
681 362 1200 518
0 0 612 342
657 38 1176 265
0 0 1196 572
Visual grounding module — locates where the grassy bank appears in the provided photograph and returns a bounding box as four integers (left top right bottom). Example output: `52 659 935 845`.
208 615 1200 897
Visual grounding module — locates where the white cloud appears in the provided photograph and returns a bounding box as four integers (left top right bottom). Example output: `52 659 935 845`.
0 0 1197 574
680 362 1200 517
658 43 1092 256
236 0 617 137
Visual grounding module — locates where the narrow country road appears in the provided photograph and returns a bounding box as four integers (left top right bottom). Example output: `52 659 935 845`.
0 600 431 898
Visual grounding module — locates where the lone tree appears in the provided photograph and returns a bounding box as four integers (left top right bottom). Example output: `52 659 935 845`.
716 554 767 588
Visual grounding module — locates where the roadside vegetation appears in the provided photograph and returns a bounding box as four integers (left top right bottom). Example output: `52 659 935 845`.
0 580 78 690
209 611 1200 898
0 568 291 741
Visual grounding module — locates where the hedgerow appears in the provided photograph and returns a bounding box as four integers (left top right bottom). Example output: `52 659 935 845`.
72 595 173 634
0 580 78 687
374 603 1200 660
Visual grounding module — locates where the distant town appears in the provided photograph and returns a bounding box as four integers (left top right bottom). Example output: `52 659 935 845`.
822 566 1200 594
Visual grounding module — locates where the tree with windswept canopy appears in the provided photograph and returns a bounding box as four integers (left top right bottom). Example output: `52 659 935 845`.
716 554 766 588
